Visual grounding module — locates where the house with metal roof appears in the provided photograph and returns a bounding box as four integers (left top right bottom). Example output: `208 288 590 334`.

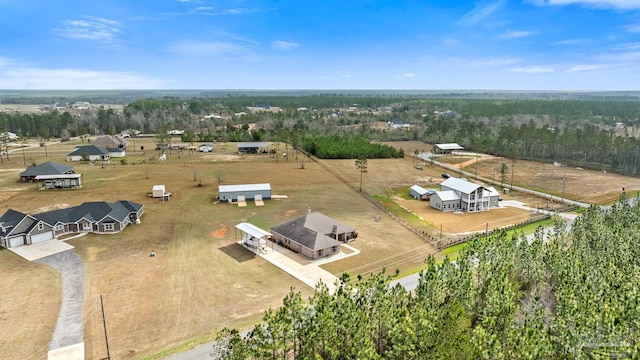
20 161 75 182
218 183 271 202
0 200 143 248
410 185 432 200
433 143 464 154
66 145 111 162
430 177 500 212
270 211 357 259
237 142 269 154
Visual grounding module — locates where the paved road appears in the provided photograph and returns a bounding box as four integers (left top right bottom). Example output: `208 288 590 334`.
36 249 86 349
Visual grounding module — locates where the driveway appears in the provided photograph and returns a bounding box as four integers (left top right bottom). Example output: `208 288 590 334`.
36 249 86 353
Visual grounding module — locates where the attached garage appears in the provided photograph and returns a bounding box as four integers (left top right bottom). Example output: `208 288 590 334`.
9 236 25 248
30 231 54 244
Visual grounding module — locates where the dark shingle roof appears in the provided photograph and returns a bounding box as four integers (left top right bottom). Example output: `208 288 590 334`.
35 201 143 225
270 212 346 251
20 161 74 177
67 145 110 156
0 209 30 236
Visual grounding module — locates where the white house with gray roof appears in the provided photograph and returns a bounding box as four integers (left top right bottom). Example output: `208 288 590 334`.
430 177 500 212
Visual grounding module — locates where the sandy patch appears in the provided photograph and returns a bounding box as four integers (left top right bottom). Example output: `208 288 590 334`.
211 225 229 238
31 203 70 213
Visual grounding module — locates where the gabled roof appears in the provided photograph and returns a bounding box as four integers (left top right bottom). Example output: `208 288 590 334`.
34 201 143 226
485 186 500 197
435 143 464 150
270 212 352 251
0 209 31 236
20 161 74 177
434 190 460 202
441 177 483 194
237 142 268 148
67 145 110 156
410 185 428 195
93 136 127 148
219 183 271 193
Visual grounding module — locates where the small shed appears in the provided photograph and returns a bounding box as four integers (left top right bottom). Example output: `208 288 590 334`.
218 183 271 202
152 185 166 198
410 185 429 200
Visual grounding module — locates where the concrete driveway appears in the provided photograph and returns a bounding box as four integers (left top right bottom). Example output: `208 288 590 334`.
9 239 74 261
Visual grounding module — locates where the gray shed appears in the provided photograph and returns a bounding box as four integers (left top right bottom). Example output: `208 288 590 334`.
410 185 429 200
218 183 271 202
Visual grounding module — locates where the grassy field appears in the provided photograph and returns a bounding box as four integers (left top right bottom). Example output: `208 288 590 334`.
0 139 432 359
1 139 637 359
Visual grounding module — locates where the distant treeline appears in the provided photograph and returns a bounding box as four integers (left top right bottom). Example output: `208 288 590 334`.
303 135 404 159
3 95 640 175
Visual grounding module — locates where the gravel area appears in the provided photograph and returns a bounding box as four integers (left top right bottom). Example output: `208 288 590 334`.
36 249 85 349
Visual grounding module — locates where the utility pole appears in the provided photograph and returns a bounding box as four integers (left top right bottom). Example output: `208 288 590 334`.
561 175 566 203
100 295 111 360
510 160 515 190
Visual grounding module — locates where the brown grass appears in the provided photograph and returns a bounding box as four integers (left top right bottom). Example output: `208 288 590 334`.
2 139 638 359
0 139 431 359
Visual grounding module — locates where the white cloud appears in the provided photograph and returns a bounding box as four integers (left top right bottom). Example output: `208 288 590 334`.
532 0 640 10
468 57 521 67
552 38 588 45
403 73 417 78
498 30 537 39
55 16 123 43
567 64 599 71
271 40 299 50
625 24 640 32
511 66 555 73
443 38 460 45
458 0 507 26
167 41 250 55
0 65 166 89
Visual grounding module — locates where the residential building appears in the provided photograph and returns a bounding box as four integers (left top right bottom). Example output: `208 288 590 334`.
270 211 357 260
430 177 500 212
0 200 143 248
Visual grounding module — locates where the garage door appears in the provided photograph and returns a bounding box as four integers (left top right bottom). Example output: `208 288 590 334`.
31 231 54 244
9 236 24 248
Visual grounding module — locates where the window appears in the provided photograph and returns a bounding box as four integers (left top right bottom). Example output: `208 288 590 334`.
317 249 323 257
55 225 64 231
332 246 338 252
37 223 44 230
103 223 115 231
82 222 92 230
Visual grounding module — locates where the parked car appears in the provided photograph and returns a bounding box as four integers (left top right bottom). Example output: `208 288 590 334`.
441 173 451 179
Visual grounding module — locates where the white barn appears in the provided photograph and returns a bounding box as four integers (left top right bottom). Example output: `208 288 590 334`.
218 183 271 202
433 143 464 154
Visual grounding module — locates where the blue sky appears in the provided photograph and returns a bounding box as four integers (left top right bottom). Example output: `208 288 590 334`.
1 0 640 90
